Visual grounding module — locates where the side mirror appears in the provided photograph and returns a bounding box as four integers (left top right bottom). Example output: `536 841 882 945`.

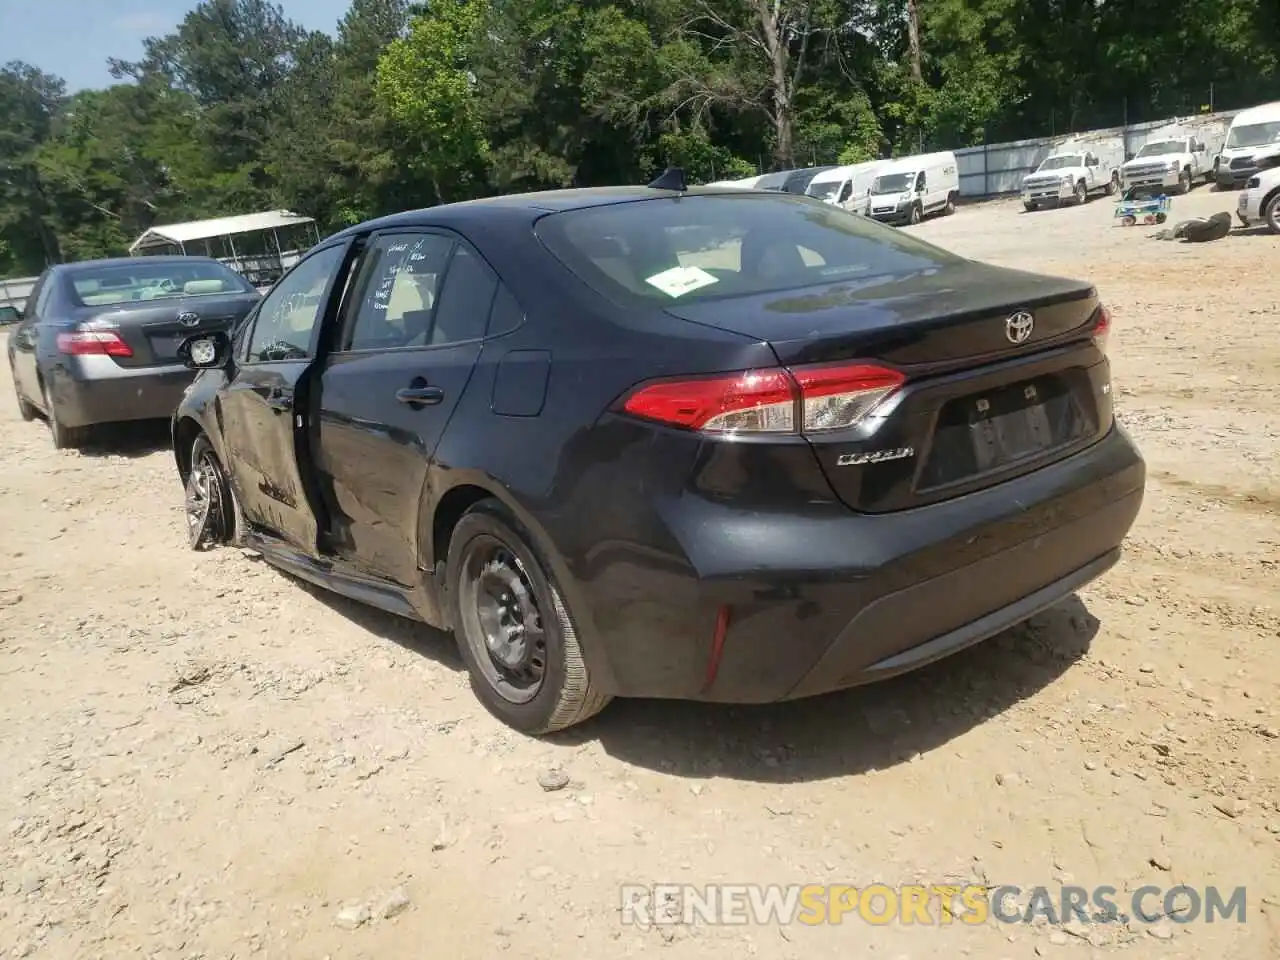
177 331 232 370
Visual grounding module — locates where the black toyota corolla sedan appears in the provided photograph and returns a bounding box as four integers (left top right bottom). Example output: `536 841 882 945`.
170 179 1145 735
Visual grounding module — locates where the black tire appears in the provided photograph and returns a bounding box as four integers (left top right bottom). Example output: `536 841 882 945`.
1265 192 1280 236
943 192 957 215
1177 169 1192 195
907 203 922 225
1074 180 1088 205
41 380 85 450
185 434 242 550
12 368 35 421
447 498 611 735
1023 201 1037 213
1106 172 1119 196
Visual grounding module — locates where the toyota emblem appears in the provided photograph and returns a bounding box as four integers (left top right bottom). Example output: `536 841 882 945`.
178 311 200 327
1005 311 1034 345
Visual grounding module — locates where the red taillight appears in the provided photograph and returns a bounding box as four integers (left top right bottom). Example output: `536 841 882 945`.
619 361 905 436
56 330 133 357
1092 304 1111 356
621 368 796 433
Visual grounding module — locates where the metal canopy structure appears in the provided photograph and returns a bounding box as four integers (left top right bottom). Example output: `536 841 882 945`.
129 210 322 288
130 210 316 252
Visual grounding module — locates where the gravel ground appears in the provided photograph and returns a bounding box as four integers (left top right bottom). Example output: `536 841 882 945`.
1 185 1278 959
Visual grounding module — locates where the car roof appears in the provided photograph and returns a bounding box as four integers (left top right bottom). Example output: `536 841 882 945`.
327 186 796 241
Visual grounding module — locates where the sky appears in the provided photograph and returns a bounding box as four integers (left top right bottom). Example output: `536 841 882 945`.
0 0 354 92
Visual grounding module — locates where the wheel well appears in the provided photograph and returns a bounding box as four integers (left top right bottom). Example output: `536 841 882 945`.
432 484 494 570
173 416 202 481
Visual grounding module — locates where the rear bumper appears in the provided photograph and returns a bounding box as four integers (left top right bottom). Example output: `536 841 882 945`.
574 424 1144 702
48 357 195 428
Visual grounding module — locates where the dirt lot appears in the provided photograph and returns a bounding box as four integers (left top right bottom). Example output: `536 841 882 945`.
1 187 1277 959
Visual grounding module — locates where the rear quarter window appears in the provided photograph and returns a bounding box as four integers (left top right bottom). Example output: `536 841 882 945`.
534 194 960 308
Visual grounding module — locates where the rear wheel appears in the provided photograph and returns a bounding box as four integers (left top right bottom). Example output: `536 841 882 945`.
185 434 241 549
943 192 957 215
448 499 610 735
41 380 85 450
12 368 35 421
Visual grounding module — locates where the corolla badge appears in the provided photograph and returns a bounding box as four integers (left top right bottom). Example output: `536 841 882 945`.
178 311 201 327
836 447 915 467
1005 310 1034 344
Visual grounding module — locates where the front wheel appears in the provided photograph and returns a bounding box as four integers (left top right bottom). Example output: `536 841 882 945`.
1106 173 1119 196
448 499 611 735
1265 193 1280 236
185 434 242 549
907 203 922 226
1177 169 1192 195
1074 180 1088 205
1023 201 1037 213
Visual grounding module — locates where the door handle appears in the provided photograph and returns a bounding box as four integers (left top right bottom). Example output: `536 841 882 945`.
396 386 445 407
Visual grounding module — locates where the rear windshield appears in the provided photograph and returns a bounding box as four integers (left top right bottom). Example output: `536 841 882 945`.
534 193 960 306
68 261 254 307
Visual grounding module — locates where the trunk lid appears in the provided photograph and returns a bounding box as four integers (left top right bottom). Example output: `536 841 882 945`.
73 292 260 368
665 262 1111 513
663 261 1099 369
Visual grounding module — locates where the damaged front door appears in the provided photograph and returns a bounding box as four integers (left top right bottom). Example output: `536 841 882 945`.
220 241 352 554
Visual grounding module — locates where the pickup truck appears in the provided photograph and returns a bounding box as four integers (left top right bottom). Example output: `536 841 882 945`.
1020 150 1119 211
1119 137 1211 195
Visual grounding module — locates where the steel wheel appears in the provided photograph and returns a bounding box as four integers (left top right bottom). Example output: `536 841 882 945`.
458 536 547 703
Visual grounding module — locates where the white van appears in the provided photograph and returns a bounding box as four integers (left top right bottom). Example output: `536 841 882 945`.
706 175 763 189
1215 101 1280 189
866 151 961 225
804 161 890 214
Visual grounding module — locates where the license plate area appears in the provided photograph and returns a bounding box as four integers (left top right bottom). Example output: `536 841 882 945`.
917 374 1095 490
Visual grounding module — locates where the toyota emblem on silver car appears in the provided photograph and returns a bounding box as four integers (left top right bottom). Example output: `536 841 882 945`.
1005 310 1034 344
178 312 200 327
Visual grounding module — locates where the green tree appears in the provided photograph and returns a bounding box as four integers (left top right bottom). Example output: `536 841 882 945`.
376 0 490 204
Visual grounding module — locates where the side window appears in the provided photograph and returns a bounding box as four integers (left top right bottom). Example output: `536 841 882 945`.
487 283 525 337
246 244 347 363
430 245 498 345
30 274 53 319
345 233 454 351
916 172 926 192
837 180 853 204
